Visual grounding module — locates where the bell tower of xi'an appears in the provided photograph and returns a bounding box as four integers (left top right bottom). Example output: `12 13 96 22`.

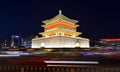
32 10 89 48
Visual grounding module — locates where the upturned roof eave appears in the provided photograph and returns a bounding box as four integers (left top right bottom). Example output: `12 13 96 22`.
42 14 78 24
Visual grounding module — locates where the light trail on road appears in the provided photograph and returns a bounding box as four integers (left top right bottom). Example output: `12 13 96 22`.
44 60 99 64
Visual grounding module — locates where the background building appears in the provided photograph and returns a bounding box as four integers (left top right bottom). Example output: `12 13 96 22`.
100 38 120 48
22 36 35 48
32 10 89 48
11 35 21 48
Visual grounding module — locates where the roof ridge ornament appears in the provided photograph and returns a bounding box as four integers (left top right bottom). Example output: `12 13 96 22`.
59 10 62 15
42 10 79 24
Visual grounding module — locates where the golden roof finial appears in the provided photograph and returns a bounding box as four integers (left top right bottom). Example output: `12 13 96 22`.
59 10 62 15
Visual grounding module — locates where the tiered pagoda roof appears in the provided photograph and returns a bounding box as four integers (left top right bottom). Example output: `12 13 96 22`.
40 10 81 37
42 10 78 24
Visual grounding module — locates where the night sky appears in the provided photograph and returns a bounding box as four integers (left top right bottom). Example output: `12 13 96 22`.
0 0 120 42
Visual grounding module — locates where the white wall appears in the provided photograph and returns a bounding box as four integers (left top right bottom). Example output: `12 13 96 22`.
32 36 89 48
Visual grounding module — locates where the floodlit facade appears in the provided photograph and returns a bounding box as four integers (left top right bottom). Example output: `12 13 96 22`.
32 10 89 48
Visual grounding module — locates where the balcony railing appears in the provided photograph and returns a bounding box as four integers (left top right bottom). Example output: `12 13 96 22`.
0 64 120 72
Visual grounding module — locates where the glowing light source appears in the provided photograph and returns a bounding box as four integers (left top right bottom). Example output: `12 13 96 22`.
82 52 95 56
0 55 20 57
44 23 76 30
75 42 80 47
44 61 99 64
101 38 120 42
40 42 45 48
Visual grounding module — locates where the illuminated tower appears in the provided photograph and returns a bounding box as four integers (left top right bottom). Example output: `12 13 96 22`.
11 35 20 47
40 10 81 37
32 10 89 48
